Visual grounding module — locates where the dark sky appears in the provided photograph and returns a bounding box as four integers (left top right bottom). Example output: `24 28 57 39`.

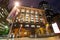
9 0 60 10
8 0 60 11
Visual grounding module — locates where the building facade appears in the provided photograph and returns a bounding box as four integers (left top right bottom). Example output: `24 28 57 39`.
7 6 54 38
0 6 9 35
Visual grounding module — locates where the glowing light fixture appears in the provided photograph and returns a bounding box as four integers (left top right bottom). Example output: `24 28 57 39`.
14 1 20 7
52 23 60 33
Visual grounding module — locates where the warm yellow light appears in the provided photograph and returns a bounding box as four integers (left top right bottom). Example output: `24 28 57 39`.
46 24 49 27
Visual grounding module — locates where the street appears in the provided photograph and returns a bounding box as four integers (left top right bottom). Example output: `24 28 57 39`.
0 36 60 40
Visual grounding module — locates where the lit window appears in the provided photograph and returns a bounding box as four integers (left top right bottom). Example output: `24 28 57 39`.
36 20 39 22
16 20 18 22
18 19 20 21
21 9 25 12
31 15 34 18
31 10 34 13
24 32 27 35
20 24 23 27
2 8 3 10
26 14 29 16
35 15 38 17
35 11 38 14
25 18 29 21
31 15 34 17
35 18 39 22
31 17 34 19
16 17 18 19
26 10 29 13
37 25 40 28
31 25 35 27
26 20 28 22
31 20 34 21
35 18 38 19
25 25 29 27
40 18 44 20
26 17 28 18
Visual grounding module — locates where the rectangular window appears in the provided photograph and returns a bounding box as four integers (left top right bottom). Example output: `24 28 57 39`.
26 10 30 13
31 10 34 14
31 25 35 27
37 25 40 28
21 9 25 12
25 25 29 27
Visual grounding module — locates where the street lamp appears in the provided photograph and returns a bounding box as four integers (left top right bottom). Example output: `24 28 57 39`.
14 1 20 7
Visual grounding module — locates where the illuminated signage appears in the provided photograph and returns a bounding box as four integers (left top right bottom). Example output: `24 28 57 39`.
52 23 60 33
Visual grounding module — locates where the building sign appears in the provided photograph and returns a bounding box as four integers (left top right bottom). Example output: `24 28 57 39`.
52 23 60 33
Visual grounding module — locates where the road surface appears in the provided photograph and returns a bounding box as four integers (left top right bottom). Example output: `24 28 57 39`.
0 36 60 40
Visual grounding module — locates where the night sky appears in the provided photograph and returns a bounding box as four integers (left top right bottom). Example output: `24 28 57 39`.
4 0 60 11
8 0 60 11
